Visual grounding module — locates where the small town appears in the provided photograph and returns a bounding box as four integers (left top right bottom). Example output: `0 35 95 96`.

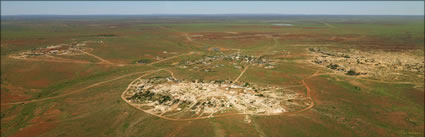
179 51 277 72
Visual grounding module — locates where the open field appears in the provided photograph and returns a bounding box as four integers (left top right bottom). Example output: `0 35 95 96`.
1 15 424 137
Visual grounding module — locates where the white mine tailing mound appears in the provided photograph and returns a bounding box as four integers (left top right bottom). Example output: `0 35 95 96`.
123 78 311 119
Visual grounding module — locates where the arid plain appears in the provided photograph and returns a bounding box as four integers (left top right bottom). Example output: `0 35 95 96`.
1 15 424 137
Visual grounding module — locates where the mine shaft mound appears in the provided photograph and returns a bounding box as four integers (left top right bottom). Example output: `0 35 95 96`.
122 77 312 120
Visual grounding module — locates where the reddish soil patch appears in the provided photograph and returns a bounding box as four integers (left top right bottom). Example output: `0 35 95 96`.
30 108 61 123
10 122 55 137
165 121 193 137
328 36 362 42
1 83 33 103
403 88 425 108
14 65 37 73
26 80 51 89
281 34 318 39
378 111 410 128
11 106 62 137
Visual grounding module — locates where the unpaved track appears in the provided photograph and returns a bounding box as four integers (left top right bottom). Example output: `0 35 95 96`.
251 117 268 137
8 51 196 67
8 55 95 64
163 69 177 79
2 51 196 106
124 114 151 137
1 70 157 106
184 33 193 42
45 55 81 61
7 48 116 65
157 26 192 42
79 49 115 65
158 25 227 51
233 37 278 83
234 66 249 82
148 52 196 66
320 21 334 28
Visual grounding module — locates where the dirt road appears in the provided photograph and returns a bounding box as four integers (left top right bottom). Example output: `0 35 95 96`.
320 21 334 28
79 49 115 65
148 52 196 66
8 55 95 64
234 66 249 82
1 70 157 106
9 50 197 67
157 26 192 42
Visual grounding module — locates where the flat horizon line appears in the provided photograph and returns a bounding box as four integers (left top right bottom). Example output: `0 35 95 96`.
2 13 424 16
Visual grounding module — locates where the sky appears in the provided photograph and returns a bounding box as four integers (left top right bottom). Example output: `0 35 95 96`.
1 1 424 16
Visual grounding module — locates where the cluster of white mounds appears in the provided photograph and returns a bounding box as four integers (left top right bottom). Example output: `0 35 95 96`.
123 77 312 119
309 48 424 81
12 41 103 59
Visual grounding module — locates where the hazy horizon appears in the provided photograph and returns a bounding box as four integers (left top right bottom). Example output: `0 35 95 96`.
2 1 424 16
2 14 425 16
